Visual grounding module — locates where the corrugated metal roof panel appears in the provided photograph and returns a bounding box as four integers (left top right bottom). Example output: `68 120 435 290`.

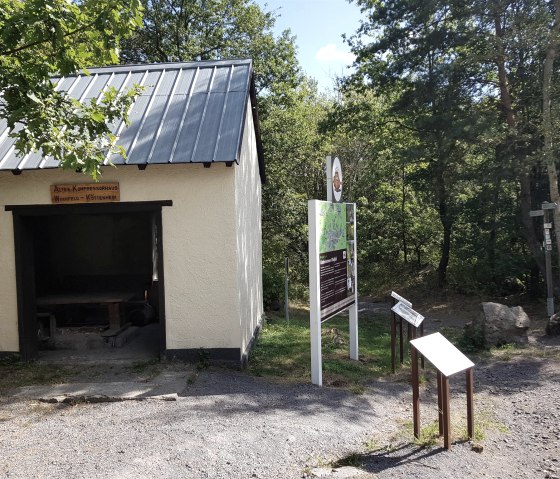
0 59 254 171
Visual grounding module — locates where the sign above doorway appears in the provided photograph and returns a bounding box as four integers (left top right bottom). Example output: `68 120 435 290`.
50 183 120 204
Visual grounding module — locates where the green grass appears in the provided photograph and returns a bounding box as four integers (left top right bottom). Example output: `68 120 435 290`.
0 357 74 394
249 307 393 390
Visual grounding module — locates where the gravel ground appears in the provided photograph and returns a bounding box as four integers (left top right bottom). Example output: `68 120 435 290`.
1 352 559 478
1 307 560 478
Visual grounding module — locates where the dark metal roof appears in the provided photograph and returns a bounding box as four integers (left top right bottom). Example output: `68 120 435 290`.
0 59 264 180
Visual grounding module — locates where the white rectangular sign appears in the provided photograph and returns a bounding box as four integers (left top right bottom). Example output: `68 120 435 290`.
391 301 424 327
410 332 474 377
309 199 358 386
391 291 412 308
544 223 552 229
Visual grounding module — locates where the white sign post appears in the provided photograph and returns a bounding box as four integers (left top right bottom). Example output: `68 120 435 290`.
308 200 323 386
309 156 358 387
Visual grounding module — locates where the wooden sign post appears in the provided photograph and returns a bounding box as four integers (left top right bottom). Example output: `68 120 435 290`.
390 292 424 373
409 333 475 450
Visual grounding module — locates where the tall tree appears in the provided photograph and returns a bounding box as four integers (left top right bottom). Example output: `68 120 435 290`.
260 78 330 304
0 0 143 179
347 0 490 286
119 0 300 109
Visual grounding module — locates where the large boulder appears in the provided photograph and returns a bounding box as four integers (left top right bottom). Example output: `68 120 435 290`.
476 302 531 346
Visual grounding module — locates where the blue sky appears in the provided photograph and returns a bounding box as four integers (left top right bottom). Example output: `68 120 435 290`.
254 0 363 93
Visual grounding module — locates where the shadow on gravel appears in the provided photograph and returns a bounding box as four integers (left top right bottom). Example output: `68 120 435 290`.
179 368 408 422
348 443 443 475
473 357 560 396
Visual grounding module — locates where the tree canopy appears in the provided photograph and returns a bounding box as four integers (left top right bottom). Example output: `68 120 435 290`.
119 0 301 111
0 0 143 179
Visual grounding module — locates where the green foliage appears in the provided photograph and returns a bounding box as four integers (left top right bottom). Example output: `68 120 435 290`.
262 267 284 310
311 0 558 296
261 79 331 298
0 0 144 179
119 0 301 107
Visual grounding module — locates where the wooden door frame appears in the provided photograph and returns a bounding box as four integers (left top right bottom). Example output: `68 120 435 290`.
6 201 172 360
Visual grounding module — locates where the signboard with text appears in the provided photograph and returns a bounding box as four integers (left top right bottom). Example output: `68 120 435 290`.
309 156 359 387
316 201 356 320
50 183 120 204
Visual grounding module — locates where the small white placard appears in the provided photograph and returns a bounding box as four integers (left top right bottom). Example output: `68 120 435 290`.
546 239 552 244
410 332 474 377
391 301 424 327
544 223 552 229
391 291 412 308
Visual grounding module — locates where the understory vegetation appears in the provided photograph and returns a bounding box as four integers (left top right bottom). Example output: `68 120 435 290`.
249 307 392 392
261 0 560 307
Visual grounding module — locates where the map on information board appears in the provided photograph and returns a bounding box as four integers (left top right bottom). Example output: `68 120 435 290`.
319 202 346 253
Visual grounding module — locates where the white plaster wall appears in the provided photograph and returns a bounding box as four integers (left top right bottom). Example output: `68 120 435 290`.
236 101 264 355
0 163 241 352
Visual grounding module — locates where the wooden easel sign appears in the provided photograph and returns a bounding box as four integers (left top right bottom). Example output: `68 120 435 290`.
409 333 475 450
389 292 424 373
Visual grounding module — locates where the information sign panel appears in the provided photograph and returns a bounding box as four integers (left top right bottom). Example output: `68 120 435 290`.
309 198 358 386
316 201 355 320
410 332 474 377
391 301 424 327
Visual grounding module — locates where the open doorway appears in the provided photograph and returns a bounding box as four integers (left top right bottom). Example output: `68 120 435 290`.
9 202 169 361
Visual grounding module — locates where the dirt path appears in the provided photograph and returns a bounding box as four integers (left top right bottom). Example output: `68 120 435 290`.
0 349 559 478
1 298 560 478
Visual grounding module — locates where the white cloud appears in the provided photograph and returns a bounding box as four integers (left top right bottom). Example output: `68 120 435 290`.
315 44 356 63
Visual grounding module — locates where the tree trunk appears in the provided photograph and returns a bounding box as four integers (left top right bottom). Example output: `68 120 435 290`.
401 161 408 263
436 168 452 287
493 7 546 279
543 0 560 285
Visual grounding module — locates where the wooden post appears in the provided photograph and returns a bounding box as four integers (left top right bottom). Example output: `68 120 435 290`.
442 375 451 450
419 322 425 369
107 302 121 330
411 344 420 438
466 367 474 439
437 370 444 436
399 317 404 364
391 299 397 373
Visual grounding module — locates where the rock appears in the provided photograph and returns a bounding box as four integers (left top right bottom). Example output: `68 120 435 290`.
476 302 531 346
546 313 560 336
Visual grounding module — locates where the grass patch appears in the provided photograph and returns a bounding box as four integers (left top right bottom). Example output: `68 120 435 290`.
393 403 508 448
125 358 162 380
333 452 363 468
0 358 74 394
249 306 392 390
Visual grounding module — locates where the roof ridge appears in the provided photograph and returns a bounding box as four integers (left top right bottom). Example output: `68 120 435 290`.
80 58 253 76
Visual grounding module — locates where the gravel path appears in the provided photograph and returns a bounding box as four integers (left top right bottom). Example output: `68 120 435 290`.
1 349 560 479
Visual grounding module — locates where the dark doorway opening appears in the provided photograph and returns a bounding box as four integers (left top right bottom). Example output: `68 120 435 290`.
8 201 170 361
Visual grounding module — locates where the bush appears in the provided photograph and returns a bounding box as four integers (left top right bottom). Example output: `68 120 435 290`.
262 267 284 311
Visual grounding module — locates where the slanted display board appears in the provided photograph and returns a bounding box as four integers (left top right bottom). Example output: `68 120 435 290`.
309 199 358 386
391 301 424 328
410 332 474 377
409 332 475 450
391 291 411 308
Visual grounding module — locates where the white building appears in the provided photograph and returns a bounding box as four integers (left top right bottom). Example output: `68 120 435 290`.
0 59 264 366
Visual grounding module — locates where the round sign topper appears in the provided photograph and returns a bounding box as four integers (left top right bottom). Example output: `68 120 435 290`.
332 157 343 202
